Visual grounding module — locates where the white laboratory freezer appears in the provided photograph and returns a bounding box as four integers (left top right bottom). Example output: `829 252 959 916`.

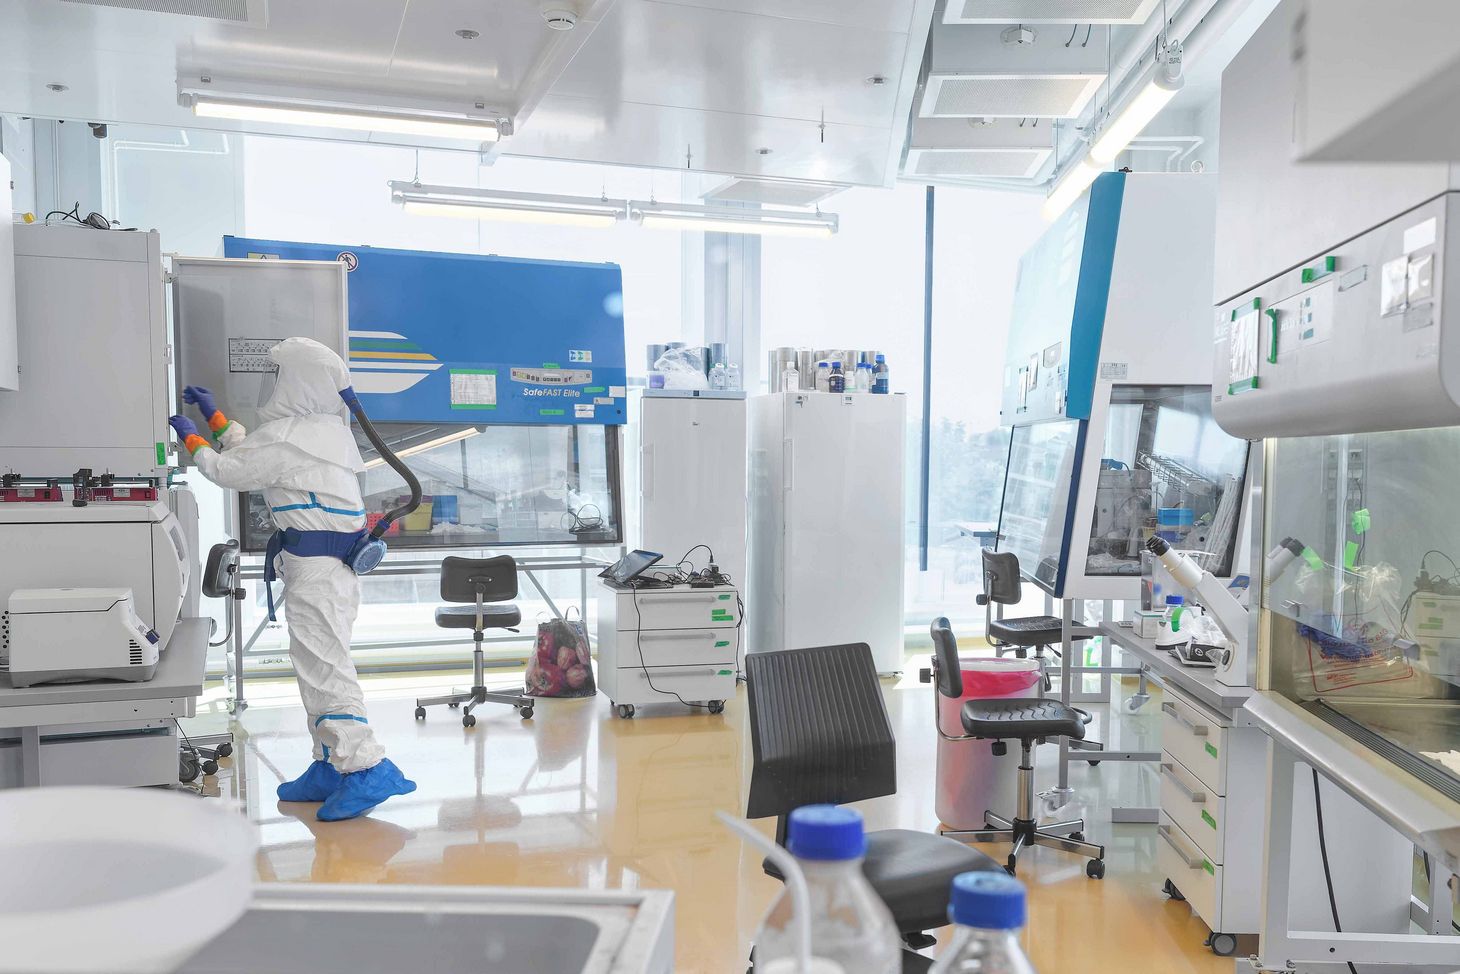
748 391 907 673
631 391 748 589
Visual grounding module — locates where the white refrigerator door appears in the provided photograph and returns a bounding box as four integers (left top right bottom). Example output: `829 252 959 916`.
639 396 748 586
784 393 906 672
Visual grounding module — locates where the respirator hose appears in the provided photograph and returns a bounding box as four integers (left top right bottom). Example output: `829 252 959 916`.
339 386 423 540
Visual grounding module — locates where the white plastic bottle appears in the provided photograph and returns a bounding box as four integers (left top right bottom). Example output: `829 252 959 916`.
854 362 873 393
726 362 742 391
930 872 1036 974
753 805 901 974
709 362 728 390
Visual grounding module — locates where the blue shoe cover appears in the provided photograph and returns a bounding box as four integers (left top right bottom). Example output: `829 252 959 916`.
277 759 343 802
316 758 417 822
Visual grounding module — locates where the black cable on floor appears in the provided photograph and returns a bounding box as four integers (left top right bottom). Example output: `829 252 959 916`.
1312 768 1360 974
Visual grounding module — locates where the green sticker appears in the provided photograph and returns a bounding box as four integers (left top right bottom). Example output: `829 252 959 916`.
542 362 561 369
1301 547 1324 572
1344 541 1359 570
717 670 733 676
539 408 565 416
1350 508 1370 535
584 386 606 394
1204 742 1219 759
715 640 730 648
718 594 732 600
1201 810 1217 829
155 441 166 466
1202 860 1215 875
1227 377 1259 395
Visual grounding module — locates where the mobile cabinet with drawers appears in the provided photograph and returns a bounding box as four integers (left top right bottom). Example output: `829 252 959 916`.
1154 682 1266 957
596 582 741 718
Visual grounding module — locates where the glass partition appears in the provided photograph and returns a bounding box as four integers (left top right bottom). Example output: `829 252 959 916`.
1265 427 1460 799
997 418 1081 590
1087 385 1248 577
240 422 622 552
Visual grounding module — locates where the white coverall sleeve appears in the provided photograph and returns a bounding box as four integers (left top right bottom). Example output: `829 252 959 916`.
191 438 308 493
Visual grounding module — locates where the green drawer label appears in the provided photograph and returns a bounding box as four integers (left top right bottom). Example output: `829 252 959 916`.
717 669 734 676
1202 860 1215 875
718 593 732 600
712 610 733 619
1204 742 1219 759
715 640 730 648
1201 810 1217 830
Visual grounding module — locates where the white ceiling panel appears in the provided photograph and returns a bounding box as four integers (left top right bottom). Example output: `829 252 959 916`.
0 0 936 187
549 1 908 127
646 0 920 33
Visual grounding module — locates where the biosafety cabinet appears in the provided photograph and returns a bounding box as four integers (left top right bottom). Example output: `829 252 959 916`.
994 172 1250 602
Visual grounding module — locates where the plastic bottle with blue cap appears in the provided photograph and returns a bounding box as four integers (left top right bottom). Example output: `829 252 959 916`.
751 805 901 974
929 871 1036 973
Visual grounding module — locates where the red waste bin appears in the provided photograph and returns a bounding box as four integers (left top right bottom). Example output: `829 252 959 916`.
935 657 1042 830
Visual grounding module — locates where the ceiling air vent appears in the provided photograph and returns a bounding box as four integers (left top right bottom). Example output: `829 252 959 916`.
944 0 1160 24
702 177 847 209
923 23 1107 118
901 117 1053 183
59 0 267 24
906 148 1050 179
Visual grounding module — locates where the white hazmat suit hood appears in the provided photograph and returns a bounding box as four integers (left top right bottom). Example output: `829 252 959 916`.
251 337 367 474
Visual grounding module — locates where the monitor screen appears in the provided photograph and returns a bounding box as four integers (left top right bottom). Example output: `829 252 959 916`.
601 549 662 585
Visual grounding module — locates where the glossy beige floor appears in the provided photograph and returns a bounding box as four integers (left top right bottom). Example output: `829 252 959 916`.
190 667 1240 973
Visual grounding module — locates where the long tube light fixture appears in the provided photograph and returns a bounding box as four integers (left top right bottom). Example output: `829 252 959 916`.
1089 40 1185 165
390 182 627 228
630 200 839 238
363 427 481 470
1041 160 1102 221
183 93 503 143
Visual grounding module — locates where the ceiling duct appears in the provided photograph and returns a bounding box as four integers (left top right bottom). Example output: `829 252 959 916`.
60 0 266 23
904 117 1053 180
702 177 847 208
943 0 1161 24
921 23 1109 118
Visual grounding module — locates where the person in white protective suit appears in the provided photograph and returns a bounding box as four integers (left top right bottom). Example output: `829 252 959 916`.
169 337 415 821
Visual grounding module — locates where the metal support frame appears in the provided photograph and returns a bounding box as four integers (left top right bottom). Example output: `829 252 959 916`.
228 553 608 713
1256 743 1460 970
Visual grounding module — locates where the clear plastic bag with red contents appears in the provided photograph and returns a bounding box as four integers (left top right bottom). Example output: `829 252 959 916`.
526 611 596 698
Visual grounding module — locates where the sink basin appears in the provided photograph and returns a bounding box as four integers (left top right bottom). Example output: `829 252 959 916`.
0 787 257 973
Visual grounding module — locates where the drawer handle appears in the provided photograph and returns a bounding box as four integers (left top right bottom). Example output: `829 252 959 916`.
1159 762 1207 804
1158 825 1206 869
1161 702 1210 737
637 631 718 641
637 594 718 604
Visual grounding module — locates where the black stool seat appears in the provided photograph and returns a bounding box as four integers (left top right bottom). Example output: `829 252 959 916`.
961 698 1086 741
987 614 1090 646
764 830 1002 933
434 604 522 630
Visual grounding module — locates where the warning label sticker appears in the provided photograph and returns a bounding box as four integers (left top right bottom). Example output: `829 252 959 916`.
450 370 497 408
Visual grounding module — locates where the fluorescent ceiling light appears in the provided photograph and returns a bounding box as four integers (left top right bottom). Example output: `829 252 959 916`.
631 201 838 238
188 94 500 142
1089 42 1184 165
1041 160 1101 221
364 427 481 470
391 182 626 228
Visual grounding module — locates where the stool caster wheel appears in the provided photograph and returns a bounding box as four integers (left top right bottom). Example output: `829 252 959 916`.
616 704 635 719
1070 831 1085 842
518 705 534 720
1162 878 1185 901
201 759 219 776
448 702 460 709
462 714 476 728
179 752 200 783
414 707 426 720
1086 859 1106 879
215 742 233 759
708 700 725 715
1207 933 1237 956
1087 759 1102 767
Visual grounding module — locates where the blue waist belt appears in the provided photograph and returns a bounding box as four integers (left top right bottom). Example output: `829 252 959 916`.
264 527 367 622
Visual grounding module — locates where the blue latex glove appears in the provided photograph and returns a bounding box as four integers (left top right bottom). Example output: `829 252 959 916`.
182 385 218 418
316 758 417 821
168 414 199 440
